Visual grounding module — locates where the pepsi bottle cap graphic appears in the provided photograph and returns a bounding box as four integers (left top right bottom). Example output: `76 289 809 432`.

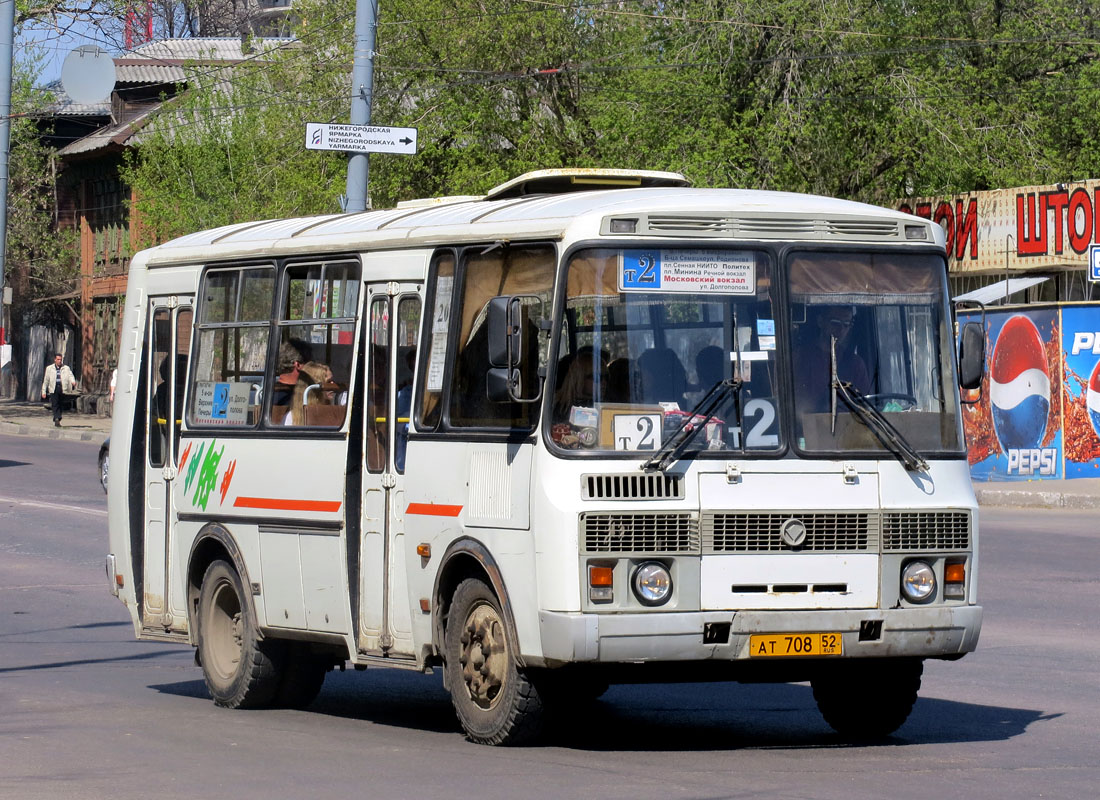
1088 360 1100 439
989 314 1050 450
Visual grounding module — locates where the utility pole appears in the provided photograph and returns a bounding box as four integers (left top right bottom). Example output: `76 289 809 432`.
344 0 377 213
0 0 14 397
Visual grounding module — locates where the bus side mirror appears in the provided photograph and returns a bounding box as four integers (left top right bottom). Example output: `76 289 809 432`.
488 296 523 369
486 366 520 403
958 321 985 391
487 295 543 404
487 296 522 403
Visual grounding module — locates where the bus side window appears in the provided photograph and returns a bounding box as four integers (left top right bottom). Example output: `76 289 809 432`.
395 296 421 473
190 266 274 428
446 244 554 429
274 260 359 428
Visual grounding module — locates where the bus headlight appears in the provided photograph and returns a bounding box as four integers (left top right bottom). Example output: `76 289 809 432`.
901 560 936 603
632 562 672 607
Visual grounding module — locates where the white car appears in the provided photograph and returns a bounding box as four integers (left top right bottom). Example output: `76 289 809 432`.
98 438 109 493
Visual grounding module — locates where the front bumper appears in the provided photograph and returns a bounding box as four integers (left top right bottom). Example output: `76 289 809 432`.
538 605 982 664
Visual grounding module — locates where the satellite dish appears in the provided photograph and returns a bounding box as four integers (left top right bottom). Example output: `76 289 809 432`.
60 45 116 105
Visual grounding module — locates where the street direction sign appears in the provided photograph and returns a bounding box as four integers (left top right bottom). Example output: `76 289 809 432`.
305 123 417 155
1090 244 1100 283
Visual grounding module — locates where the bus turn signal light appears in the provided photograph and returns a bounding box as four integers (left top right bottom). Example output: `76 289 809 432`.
945 563 965 583
944 562 966 599
588 565 614 603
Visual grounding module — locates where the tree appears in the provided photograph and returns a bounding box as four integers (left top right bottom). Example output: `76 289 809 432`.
3 51 79 398
123 0 1100 225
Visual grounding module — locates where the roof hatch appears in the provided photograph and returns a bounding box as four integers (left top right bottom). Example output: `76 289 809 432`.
485 168 691 200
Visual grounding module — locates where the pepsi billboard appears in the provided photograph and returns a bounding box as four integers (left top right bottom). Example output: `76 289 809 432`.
960 307 1063 480
1060 306 1100 477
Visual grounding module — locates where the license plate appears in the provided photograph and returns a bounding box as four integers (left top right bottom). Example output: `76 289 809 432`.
749 632 843 657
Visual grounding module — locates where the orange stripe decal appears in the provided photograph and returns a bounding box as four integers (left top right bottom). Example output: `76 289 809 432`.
406 502 463 517
234 497 342 513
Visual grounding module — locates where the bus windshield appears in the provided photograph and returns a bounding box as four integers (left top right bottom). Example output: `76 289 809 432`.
550 247 963 459
789 250 963 457
551 247 781 454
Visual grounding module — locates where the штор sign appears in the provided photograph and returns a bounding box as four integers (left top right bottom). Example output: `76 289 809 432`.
305 123 418 155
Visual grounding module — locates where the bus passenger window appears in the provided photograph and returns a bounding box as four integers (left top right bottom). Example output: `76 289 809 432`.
190 266 274 428
273 260 359 428
395 295 421 473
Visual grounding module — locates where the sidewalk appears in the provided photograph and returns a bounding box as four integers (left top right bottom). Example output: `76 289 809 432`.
3 397 1099 508
0 398 111 445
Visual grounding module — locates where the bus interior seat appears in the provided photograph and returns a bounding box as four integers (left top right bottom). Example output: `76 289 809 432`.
304 404 346 427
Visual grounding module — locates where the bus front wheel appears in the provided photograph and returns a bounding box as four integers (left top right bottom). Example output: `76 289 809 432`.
444 578 544 745
812 657 923 739
197 559 284 709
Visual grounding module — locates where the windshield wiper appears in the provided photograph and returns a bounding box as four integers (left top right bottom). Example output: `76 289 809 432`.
642 377 741 473
829 339 928 472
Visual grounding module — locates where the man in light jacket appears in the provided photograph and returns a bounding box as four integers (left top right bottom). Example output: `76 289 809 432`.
41 354 78 427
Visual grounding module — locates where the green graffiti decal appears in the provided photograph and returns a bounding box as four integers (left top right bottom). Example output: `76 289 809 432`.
192 439 225 511
183 442 205 494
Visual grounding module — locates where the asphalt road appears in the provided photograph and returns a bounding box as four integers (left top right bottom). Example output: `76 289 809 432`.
1 433 1097 799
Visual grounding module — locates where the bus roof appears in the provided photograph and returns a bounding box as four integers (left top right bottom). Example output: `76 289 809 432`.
138 182 941 267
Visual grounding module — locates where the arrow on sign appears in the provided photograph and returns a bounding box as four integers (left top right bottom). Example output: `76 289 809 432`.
399 137 413 145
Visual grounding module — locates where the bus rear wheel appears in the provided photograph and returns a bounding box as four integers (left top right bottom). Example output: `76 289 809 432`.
275 644 328 709
197 559 284 709
812 658 923 739
444 578 544 745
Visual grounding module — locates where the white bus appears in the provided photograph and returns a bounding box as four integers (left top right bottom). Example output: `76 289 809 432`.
106 168 985 745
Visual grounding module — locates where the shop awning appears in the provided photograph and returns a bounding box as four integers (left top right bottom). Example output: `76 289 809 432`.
953 276 1049 305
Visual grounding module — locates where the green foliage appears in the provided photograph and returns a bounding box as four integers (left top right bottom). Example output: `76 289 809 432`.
122 0 1100 234
7 50 78 316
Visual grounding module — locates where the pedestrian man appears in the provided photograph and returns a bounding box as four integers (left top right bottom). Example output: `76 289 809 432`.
41 353 78 427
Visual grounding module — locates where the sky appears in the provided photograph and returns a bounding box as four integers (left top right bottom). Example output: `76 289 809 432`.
19 16 119 88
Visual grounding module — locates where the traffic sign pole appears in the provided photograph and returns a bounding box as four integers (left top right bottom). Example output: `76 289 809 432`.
344 0 377 213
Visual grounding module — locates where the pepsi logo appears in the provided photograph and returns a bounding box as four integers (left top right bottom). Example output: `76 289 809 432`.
1087 360 1100 439
989 315 1050 450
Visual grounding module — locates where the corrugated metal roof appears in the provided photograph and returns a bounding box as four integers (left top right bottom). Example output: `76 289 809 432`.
38 81 110 116
115 63 188 84
56 104 160 156
128 37 292 62
45 96 111 116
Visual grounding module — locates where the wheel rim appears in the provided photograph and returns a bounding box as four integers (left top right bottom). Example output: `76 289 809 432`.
458 600 507 710
205 578 243 681
100 454 109 488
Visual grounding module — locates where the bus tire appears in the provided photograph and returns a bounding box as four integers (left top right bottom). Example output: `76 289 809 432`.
275 644 328 709
444 578 544 745
197 559 284 709
812 657 923 739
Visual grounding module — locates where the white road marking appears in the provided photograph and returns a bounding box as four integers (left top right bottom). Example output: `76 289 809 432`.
0 496 108 517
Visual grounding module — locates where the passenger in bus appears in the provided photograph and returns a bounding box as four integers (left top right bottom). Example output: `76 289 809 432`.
606 357 631 402
553 351 607 418
695 345 725 392
271 341 307 408
551 351 608 446
794 305 871 413
284 361 333 425
637 347 689 408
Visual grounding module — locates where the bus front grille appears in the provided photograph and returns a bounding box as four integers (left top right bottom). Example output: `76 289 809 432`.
882 511 971 550
582 512 699 554
703 512 879 553
582 473 684 500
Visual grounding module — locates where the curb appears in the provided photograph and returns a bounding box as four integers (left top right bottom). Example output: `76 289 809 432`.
973 487 1100 510
0 420 108 446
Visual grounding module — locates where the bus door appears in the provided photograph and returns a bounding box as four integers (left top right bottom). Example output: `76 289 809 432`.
142 298 193 630
358 284 422 656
